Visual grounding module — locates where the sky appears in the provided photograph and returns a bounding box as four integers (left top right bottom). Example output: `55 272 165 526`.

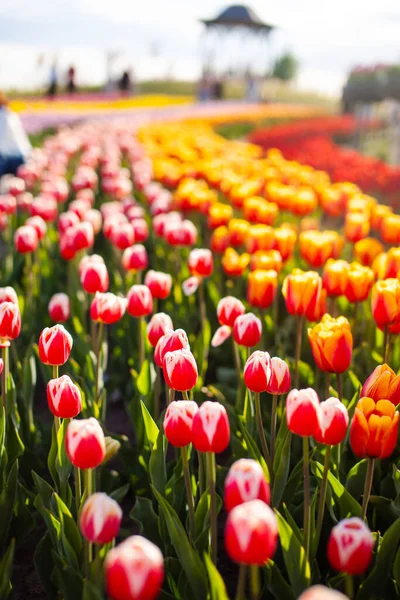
1 0 400 95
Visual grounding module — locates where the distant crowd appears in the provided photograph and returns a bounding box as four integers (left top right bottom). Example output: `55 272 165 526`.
46 65 136 98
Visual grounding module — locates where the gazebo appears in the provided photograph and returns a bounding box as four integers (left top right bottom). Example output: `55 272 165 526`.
200 5 275 78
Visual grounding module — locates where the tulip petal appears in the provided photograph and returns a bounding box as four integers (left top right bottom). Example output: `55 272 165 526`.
211 325 232 348
182 276 200 296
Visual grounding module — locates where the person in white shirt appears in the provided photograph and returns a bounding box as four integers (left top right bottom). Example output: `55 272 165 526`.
0 92 31 177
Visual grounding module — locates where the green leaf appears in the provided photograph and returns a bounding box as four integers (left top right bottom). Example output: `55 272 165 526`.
265 560 295 600
82 579 104 600
204 554 229 600
110 483 130 504
0 460 18 548
193 490 223 554
357 517 400 600
194 317 211 390
52 551 83 600
141 400 159 446
272 420 291 508
150 428 167 494
35 533 58 599
238 418 269 481
151 486 208 600
275 510 311 597
346 459 367 499
311 460 361 519
137 359 156 398
0 539 15 599
129 496 162 547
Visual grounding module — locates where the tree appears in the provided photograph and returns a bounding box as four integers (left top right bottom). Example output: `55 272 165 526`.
271 52 299 82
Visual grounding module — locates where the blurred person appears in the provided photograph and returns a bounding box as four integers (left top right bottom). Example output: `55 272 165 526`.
0 92 31 176
119 69 132 95
47 62 58 98
66 65 76 94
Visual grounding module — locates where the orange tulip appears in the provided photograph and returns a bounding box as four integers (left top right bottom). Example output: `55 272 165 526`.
265 182 294 211
250 250 282 273
246 224 275 254
319 186 347 217
282 269 322 320
273 225 297 262
347 194 376 216
228 219 250 247
361 364 400 405
345 263 375 303
222 248 250 277
291 187 318 217
354 238 384 267
210 226 230 254
229 180 262 209
344 212 370 243
350 397 399 459
299 231 343 269
381 214 400 245
384 247 400 278
247 269 278 310
371 278 400 327
243 196 264 222
308 314 353 373
307 287 327 322
323 260 350 297
371 204 392 230
372 252 388 280
208 203 233 229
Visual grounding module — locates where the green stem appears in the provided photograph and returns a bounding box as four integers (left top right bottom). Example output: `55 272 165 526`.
336 372 343 403
270 394 278 465
207 452 217 563
294 316 304 389
1 346 8 411
95 322 104 410
181 446 195 540
314 445 331 556
232 337 242 383
139 316 145 372
154 365 161 420
198 450 205 497
254 392 273 481
325 372 330 399
303 436 311 560
235 564 247 600
361 457 375 522
168 387 175 405
383 325 389 364
345 574 354 599
84 468 93 579
53 365 59 379
250 565 260 600
182 390 190 401
75 466 82 517
199 279 206 329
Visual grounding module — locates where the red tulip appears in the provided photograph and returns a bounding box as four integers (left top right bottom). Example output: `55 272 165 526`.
25 215 47 240
14 225 39 254
286 388 321 437
0 287 18 305
154 328 189 367
90 292 127 325
0 194 16 214
31 196 58 222
147 312 173 347
122 245 148 272
224 459 270 513
80 492 122 544
164 219 197 247
38 324 72 366
192 401 230 453
71 222 94 251
105 535 164 600
84 208 102 234
80 259 109 294
110 222 135 250
327 517 374 575
217 296 245 327
58 210 80 234
144 270 172 300
163 349 198 391
66 417 106 469
243 351 271 393
361 364 400 405
47 375 82 418
127 285 153 318
313 397 349 445
48 293 70 322
188 248 213 277
131 218 149 243
266 357 291 395
163 400 198 447
233 313 262 347
298 586 348 600
224 499 278 565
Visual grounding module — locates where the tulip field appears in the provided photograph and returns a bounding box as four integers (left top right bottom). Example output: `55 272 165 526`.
1 115 400 600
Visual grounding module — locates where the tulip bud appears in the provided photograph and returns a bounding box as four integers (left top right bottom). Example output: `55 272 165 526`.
211 325 232 348
345 212 370 243
354 238 384 267
0 286 18 305
47 375 82 418
66 417 106 469
224 459 270 513
80 260 109 294
282 269 322 319
322 260 350 297
103 436 121 464
163 349 198 391
313 397 349 445
122 244 148 272
298 585 348 600
90 292 127 325
154 328 189 368
14 225 39 254
48 293 70 323
147 313 173 347
273 225 297 262
71 222 94 251
0 301 21 345
327 517 374 575
127 285 153 318
222 248 250 277
38 324 72 366
308 315 353 374
371 279 400 327
345 263 374 304
350 396 399 459
59 210 80 234
163 400 198 447
192 401 230 453
188 248 213 277
26 215 47 240
217 296 245 327
225 499 278 565
266 357 291 395
243 351 271 393
110 222 135 250
105 535 164 600
286 388 321 437
233 313 262 348
144 270 172 300
80 492 122 544
361 364 400 405
247 269 278 310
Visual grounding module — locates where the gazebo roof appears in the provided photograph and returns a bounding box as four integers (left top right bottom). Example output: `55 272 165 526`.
201 4 275 32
